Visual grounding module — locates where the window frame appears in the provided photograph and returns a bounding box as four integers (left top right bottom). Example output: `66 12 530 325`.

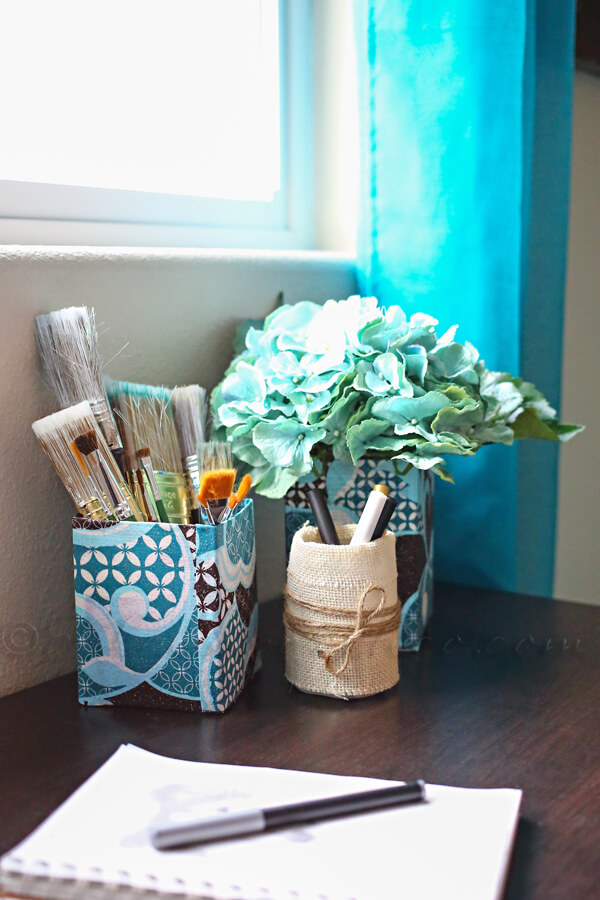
0 0 314 250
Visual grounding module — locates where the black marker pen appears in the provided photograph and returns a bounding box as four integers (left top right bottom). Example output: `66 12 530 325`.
307 488 339 545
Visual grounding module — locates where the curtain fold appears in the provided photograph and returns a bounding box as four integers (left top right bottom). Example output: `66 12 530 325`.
354 0 575 594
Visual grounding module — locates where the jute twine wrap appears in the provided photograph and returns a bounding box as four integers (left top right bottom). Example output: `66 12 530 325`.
284 523 400 699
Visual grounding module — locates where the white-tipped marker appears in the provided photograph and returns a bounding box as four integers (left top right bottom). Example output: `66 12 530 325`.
350 484 390 545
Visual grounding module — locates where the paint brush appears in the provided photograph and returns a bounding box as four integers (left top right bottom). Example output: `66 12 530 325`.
136 448 170 523
104 382 154 521
35 306 122 453
70 440 114 520
73 430 139 522
222 474 252 522
197 441 236 524
106 379 190 524
171 385 208 524
32 402 113 520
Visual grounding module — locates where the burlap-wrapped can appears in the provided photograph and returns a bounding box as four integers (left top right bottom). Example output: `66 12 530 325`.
284 523 400 699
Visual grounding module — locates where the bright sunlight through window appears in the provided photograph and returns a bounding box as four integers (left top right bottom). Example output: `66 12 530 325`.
0 0 280 201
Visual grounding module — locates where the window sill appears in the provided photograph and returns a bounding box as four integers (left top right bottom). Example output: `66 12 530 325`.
0 243 356 268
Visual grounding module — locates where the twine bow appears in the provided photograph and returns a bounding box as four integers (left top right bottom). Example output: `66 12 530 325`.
283 584 401 677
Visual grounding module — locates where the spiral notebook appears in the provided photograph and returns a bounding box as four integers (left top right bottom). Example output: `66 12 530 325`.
1 744 521 900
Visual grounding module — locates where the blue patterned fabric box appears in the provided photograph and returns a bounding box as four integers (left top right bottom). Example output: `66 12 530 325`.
73 499 258 712
285 461 433 651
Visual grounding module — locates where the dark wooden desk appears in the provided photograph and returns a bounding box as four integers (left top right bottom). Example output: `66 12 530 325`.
1 584 599 899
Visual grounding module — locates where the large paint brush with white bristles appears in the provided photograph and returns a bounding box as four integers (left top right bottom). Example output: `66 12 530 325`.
106 379 190 524
35 306 123 460
32 402 142 521
171 384 208 524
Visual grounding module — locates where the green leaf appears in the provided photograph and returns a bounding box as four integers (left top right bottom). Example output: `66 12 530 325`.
553 423 586 441
511 408 560 441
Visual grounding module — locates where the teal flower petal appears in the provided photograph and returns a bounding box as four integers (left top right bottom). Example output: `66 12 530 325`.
289 389 332 424
404 345 428 385
401 435 476 456
428 340 479 381
354 353 413 398
231 428 269 468
432 403 483 435
319 392 361 459
374 352 406 389
347 418 405 464
253 464 307 499
221 361 267 408
396 451 445 470
264 301 321 334
372 391 451 427
253 419 326 471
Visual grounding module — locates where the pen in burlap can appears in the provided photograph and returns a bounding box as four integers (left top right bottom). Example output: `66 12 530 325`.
284 523 400 699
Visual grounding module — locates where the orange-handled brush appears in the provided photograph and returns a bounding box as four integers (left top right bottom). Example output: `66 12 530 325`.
222 474 252 522
235 473 252 503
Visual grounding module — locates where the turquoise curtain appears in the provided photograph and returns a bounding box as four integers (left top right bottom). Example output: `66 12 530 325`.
354 0 576 594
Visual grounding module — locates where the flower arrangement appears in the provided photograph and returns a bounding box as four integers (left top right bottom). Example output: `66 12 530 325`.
211 296 582 498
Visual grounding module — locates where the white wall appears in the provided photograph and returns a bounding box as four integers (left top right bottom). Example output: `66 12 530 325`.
0 248 357 696
555 72 600 605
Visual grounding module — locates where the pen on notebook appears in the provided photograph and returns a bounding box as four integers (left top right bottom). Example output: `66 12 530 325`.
307 487 339 545
152 780 426 850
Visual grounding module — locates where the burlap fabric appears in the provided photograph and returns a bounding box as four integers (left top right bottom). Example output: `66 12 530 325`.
284 523 400 699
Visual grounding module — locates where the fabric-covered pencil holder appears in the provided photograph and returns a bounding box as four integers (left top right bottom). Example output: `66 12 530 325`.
72 498 258 712
284 523 400 699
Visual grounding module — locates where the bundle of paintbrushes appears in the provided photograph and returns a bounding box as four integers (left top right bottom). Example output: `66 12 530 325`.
32 402 142 522
32 305 252 527
105 379 191 524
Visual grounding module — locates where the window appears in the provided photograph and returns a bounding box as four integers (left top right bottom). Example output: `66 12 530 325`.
0 0 313 248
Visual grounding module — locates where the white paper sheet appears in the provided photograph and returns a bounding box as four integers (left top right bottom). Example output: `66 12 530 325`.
1 744 521 900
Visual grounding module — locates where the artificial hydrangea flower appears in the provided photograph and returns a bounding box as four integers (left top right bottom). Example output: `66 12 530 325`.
211 296 583 497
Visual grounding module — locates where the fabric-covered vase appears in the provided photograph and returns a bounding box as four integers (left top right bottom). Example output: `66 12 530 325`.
284 460 433 650
73 498 258 712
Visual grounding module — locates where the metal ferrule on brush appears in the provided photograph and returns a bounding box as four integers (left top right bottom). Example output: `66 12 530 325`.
184 454 200 495
80 497 110 520
94 453 137 521
84 489 113 520
89 397 122 451
131 469 156 521
139 454 164 504
184 453 201 513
